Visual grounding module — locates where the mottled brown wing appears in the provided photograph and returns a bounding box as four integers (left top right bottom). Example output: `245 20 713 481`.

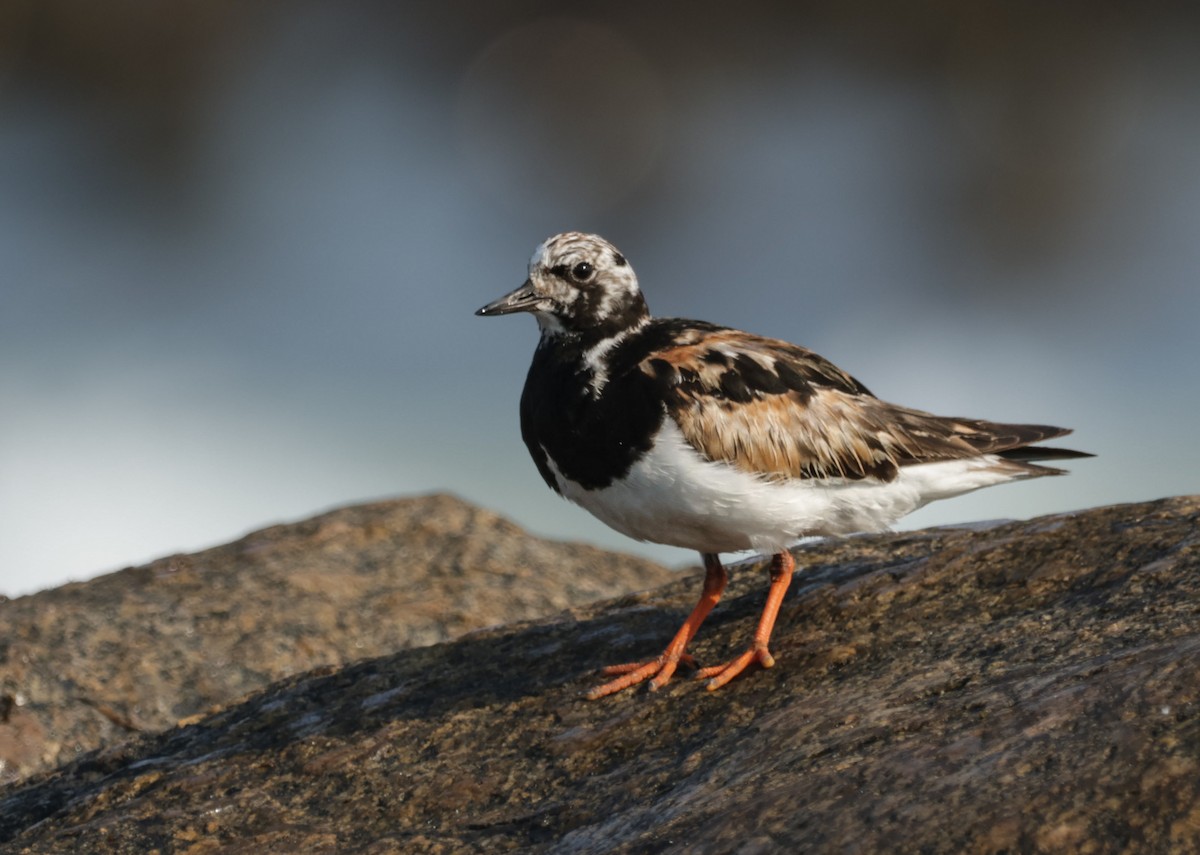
638 329 1075 482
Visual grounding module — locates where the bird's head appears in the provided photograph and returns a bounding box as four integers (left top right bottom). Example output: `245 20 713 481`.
476 232 649 338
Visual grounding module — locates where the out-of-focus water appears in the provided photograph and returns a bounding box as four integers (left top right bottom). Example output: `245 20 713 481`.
3 5 1197 596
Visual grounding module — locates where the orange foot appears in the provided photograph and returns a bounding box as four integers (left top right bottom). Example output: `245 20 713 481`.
691 551 794 691
584 653 697 700
584 550 795 698
586 554 727 700
695 645 776 690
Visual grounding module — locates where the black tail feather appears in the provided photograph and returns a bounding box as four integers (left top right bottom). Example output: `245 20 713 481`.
997 446 1095 463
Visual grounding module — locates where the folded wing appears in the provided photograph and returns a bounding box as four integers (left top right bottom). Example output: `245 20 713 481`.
639 329 1089 482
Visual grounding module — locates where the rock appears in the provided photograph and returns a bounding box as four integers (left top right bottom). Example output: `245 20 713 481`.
1 496 1198 853
0 494 674 785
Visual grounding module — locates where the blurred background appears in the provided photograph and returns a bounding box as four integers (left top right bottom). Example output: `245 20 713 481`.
3 1 1198 596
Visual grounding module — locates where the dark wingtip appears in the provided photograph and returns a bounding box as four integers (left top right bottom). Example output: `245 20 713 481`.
997 446 1095 463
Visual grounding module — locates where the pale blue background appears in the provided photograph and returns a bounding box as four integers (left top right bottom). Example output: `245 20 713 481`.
3 4 1197 595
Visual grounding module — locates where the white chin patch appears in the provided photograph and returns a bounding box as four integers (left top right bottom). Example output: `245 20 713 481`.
535 312 567 334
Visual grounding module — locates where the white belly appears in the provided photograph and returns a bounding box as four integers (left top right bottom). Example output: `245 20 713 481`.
544 420 1025 554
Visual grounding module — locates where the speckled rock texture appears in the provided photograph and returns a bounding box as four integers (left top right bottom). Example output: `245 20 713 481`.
0 494 674 785
2 496 1198 854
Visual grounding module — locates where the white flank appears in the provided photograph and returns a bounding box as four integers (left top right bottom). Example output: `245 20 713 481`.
545 420 1032 555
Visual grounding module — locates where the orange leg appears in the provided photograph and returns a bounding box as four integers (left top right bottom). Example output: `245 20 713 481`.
695 550 794 690
586 553 727 699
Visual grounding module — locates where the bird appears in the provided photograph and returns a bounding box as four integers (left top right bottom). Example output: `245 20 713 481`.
476 232 1091 699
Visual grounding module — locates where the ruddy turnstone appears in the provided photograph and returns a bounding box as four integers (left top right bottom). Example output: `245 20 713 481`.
477 232 1091 698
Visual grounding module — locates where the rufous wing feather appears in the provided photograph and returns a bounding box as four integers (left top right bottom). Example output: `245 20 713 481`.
639 329 1086 482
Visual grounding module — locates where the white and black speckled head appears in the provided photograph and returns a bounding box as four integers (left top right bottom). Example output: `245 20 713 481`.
476 232 649 338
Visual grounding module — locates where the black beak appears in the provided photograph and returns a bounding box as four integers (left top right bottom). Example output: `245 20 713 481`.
475 280 541 317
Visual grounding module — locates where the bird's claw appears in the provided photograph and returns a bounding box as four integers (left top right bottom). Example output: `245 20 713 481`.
694 645 775 690
585 653 697 699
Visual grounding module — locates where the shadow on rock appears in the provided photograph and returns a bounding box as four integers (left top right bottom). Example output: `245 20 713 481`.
2 497 1198 853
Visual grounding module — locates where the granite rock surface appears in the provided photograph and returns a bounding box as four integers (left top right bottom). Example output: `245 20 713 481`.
0 494 674 785
1 496 1198 853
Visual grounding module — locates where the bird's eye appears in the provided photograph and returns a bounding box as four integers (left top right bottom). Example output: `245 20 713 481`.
572 262 594 281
